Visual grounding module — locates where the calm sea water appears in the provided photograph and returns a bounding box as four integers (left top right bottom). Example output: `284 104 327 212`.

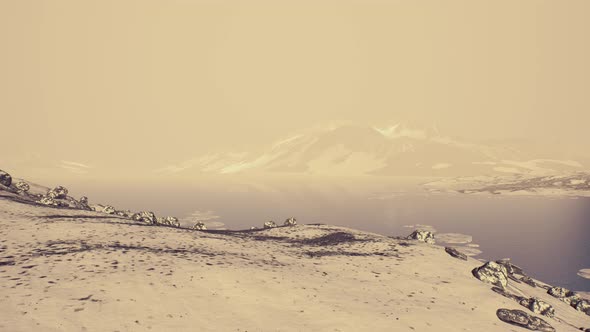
74 180 590 291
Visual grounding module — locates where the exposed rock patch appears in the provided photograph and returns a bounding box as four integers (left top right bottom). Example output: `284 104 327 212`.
302 232 360 246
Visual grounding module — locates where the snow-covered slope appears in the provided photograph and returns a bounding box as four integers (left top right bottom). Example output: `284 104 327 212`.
1 197 589 331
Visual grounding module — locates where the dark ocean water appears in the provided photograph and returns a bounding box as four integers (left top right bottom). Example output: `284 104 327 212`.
77 181 590 291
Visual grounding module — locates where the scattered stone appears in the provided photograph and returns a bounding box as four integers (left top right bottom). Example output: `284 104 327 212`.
0 170 12 187
406 230 435 244
47 186 68 199
102 206 116 214
263 221 277 229
496 308 555 332
284 217 297 226
117 210 134 218
444 247 467 260
131 213 142 222
192 221 207 230
472 261 508 288
38 197 59 207
250 226 258 230
15 181 30 193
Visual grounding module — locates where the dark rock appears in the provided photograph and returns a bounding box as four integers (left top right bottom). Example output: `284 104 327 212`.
444 247 467 260
496 308 555 332
406 230 435 244
472 261 508 288
0 170 12 187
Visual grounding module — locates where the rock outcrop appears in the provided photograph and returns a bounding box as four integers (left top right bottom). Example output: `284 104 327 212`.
47 186 68 199
284 217 297 226
0 170 12 187
139 211 158 225
406 230 435 244
263 220 277 229
496 308 555 332
15 181 30 193
192 221 207 230
472 261 508 288
164 217 180 227
444 247 467 260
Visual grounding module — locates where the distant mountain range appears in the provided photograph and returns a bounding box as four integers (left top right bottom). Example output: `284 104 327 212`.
157 124 587 177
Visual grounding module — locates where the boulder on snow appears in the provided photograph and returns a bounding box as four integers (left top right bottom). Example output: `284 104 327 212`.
139 211 158 225
496 308 555 332
406 230 435 244
263 220 277 229
47 186 68 199
284 217 297 226
163 216 180 227
192 221 207 230
472 261 508 288
0 170 12 187
444 247 467 260
518 298 555 318
102 205 116 214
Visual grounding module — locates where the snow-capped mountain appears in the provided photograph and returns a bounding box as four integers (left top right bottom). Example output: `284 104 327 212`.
156 124 586 177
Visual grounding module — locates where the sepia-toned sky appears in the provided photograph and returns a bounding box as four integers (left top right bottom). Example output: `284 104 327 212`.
1 0 590 181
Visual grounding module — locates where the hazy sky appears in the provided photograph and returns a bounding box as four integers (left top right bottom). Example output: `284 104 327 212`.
2 0 590 179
